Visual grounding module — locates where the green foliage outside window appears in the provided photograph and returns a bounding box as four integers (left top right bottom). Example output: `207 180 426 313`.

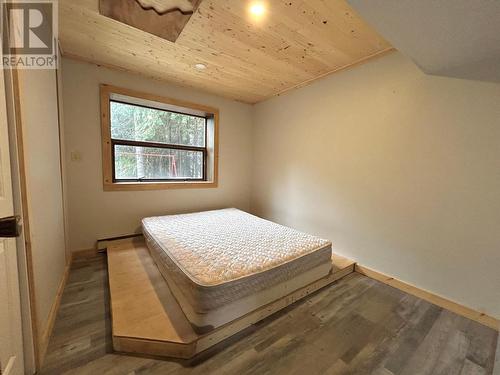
110 101 206 180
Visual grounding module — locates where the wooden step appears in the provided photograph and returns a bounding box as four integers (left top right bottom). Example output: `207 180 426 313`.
107 237 355 359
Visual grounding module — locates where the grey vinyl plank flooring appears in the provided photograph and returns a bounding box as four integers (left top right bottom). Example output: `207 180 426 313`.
40 254 498 375
494 339 500 375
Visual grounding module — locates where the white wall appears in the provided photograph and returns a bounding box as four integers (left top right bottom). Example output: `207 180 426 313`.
61 52 500 318
62 58 253 251
347 0 500 84
251 52 500 318
17 69 67 337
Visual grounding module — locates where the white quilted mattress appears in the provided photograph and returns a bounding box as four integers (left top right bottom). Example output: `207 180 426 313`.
142 208 332 316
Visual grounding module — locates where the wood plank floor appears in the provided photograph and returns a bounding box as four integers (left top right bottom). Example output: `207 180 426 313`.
40 253 499 375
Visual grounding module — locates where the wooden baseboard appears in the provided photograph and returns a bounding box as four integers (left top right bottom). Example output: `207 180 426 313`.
38 259 72 365
97 233 143 250
73 235 143 259
355 265 499 331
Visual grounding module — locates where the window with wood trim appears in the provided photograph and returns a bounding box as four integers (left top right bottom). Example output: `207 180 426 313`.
101 85 219 191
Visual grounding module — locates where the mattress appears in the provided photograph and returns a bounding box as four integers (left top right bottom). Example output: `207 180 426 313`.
142 209 332 327
159 259 332 331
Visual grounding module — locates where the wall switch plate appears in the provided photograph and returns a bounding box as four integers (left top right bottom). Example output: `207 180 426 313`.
70 151 82 162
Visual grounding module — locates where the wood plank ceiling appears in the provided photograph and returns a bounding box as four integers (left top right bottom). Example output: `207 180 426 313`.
59 0 392 103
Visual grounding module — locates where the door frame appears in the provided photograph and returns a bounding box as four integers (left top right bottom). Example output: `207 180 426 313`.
2 7 69 374
1 6 38 371
4 65 39 373
5 50 71 374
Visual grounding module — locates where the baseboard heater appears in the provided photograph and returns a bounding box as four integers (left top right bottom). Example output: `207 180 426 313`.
96 233 143 251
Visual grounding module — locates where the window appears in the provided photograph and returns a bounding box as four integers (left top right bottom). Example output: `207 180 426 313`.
110 101 207 181
101 85 218 190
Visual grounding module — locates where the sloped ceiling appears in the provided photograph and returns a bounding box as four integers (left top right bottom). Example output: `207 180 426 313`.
347 0 500 83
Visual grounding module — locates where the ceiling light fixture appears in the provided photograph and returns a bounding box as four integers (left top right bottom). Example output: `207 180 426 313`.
249 2 266 17
194 63 207 70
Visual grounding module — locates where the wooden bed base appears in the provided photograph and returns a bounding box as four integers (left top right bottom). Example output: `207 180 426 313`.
107 237 355 359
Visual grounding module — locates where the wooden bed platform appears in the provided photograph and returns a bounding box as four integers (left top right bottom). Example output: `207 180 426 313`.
107 237 355 359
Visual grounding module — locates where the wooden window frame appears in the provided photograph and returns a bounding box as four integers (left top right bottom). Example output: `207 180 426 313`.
101 84 219 191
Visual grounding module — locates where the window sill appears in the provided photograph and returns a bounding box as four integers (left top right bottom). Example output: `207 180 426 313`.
103 181 218 191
